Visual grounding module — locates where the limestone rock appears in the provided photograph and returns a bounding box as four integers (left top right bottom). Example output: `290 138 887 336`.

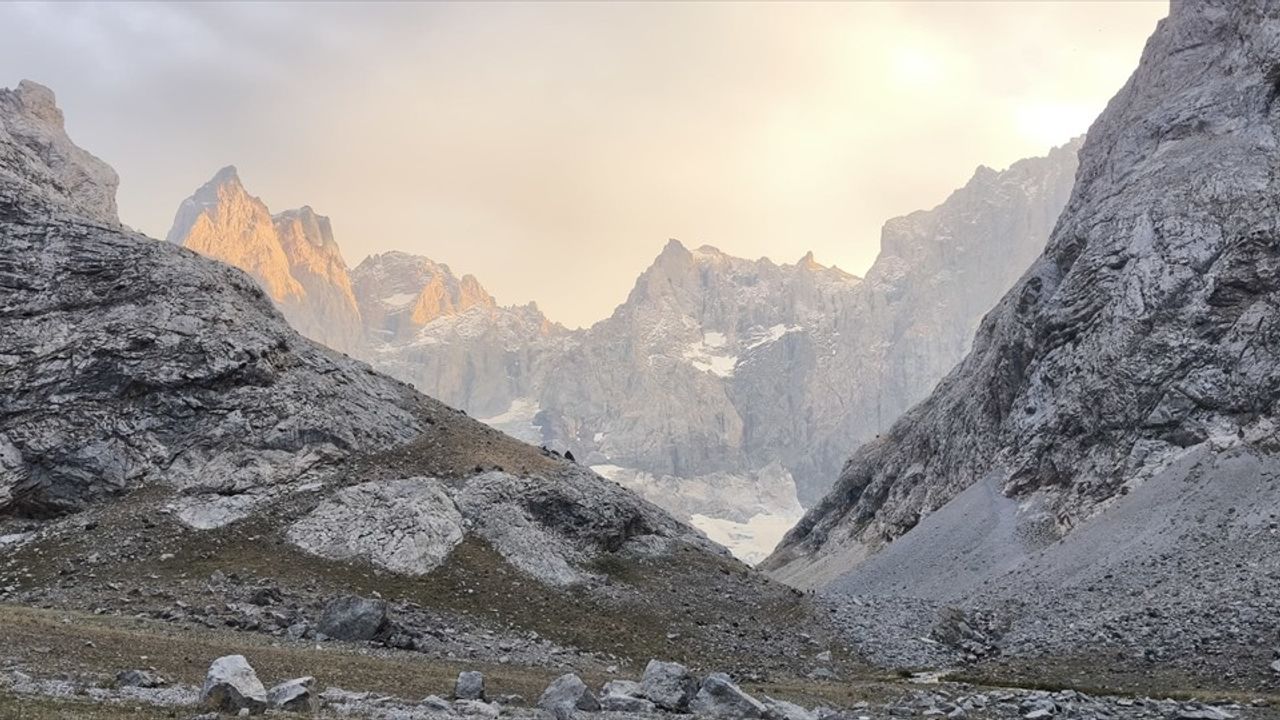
639 659 697 712
537 673 599 720
287 478 464 574
199 655 267 715
455 670 486 701
267 677 317 713
688 673 767 719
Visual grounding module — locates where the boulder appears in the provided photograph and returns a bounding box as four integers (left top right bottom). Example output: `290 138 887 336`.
456 670 486 700
538 673 600 720
640 659 698 711
267 676 317 713
317 594 388 642
688 673 767 719
199 655 267 715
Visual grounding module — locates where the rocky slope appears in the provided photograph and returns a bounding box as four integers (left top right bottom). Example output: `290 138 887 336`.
1 82 853 687
763 0 1280 690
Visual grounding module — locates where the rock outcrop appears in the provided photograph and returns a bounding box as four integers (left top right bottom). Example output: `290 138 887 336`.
0 80 118 226
766 0 1280 594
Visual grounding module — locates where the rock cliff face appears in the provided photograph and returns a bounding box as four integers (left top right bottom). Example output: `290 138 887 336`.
166 170 365 354
350 251 566 418
765 0 1280 587
0 80 118 226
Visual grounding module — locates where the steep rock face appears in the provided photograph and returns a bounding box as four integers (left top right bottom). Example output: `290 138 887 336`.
0 80 118 226
166 170 364 354
765 0 1280 586
273 206 366 353
350 251 564 418
351 251 496 342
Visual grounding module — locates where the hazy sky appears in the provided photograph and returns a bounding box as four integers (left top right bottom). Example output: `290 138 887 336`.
3 1 1166 328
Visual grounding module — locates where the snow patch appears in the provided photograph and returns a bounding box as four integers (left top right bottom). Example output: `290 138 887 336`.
690 512 800 566
682 333 737 378
379 292 418 308
478 397 542 445
746 323 802 349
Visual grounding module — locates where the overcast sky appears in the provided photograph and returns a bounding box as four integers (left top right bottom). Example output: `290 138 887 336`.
3 1 1166 327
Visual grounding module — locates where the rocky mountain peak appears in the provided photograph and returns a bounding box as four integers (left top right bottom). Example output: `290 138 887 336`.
12 79 62 127
0 79 119 226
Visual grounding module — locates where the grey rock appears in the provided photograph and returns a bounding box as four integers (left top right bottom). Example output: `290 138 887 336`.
422 695 453 712
688 673 767 718
599 694 655 713
537 673 599 720
317 594 388 642
288 478 464 575
455 699 501 718
765 696 818 720
199 655 267 715
267 676 316 713
115 669 164 689
455 670 486 701
639 659 698 712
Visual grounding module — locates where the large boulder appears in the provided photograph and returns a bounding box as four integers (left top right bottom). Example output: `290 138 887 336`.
538 673 600 720
267 676 317 713
455 670 486 701
688 673 767 719
640 659 698 711
287 478 464 574
317 594 388 642
200 655 267 715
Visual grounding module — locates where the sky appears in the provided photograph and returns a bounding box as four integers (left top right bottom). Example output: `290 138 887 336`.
2 1 1167 328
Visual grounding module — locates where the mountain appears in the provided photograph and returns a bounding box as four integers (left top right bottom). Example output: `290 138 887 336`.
351 250 567 419
764 0 1280 689
530 141 1079 561
1 81 849 690
166 168 365 353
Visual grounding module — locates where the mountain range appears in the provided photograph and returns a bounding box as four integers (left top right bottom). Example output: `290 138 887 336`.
167 138 1080 562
